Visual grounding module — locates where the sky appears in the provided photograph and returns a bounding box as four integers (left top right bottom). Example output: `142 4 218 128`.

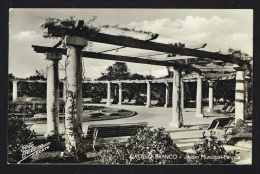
9 9 253 80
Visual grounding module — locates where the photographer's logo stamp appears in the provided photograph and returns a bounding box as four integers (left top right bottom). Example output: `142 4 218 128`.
17 142 51 164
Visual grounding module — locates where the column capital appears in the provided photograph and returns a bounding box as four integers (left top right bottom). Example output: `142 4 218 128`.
173 66 182 72
146 80 152 84
45 52 62 60
173 68 181 73
64 35 88 47
207 80 215 86
196 74 204 79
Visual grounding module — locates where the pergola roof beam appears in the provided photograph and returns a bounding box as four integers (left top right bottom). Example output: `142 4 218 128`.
47 26 248 66
186 43 207 49
10 79 47 83
32 45 201 73
154 56 198 61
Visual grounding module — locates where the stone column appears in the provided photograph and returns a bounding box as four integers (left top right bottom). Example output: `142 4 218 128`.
146 81 151 108
64 45 83 151
45 52 62 138
235 68 245 122
12 81 18 101
164 82 169 108
207 81 214 112
106 82 111 106
63 81 66 101
181 80 185 111
195 74 204 118
169 69 182 128
118 82 122 105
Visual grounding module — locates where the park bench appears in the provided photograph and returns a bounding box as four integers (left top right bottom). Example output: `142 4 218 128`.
85 122 148 150
25 123 34 129
216 104 229 113
122 99 129 104
100 98 113 104
128 99 137 105
206 117 235 135
144 100 158 106
83 98 92 103
218 106 232 114
151 100 159 106
224 106 235 115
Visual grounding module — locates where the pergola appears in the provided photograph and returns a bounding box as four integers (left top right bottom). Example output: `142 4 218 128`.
11 71 235 109
29 20 251 151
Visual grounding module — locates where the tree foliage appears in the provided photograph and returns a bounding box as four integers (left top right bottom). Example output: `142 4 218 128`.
9 73 15 94
29 69 46 80
98 62 131 80
15 70 48 99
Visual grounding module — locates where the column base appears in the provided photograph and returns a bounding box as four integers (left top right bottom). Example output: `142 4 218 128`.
118 103 122 105
146 105 151 108
195 113 204 118
169 121 181 129
207 108 214 112
106 102 111 106
164 104 169 108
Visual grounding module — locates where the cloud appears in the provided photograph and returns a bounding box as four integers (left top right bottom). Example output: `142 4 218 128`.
152 69 168 77
10 30 42 42
140 69 168 78
126 16 253 55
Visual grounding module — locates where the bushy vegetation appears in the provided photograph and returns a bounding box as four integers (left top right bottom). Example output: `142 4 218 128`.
94 126 186 164
8 117 34 163
94 126 237 164
188 131 237 164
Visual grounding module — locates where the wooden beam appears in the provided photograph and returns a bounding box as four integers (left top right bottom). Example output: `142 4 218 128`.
81 51 176 67
32 45 201 73
194 66 236 72
47 25 248 66
32 45 66 54
153 56 198 61
186 43 207 49
10 79 47 83
183 73 235 80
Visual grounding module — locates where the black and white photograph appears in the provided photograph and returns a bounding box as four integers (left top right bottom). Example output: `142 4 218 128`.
8 8 253 164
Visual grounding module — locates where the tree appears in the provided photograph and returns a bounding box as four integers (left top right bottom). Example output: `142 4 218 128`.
145 75 155 80
98 62 131 80
29 69 46 80
228 48 252 62
130 73 146 80
9 73 15 93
